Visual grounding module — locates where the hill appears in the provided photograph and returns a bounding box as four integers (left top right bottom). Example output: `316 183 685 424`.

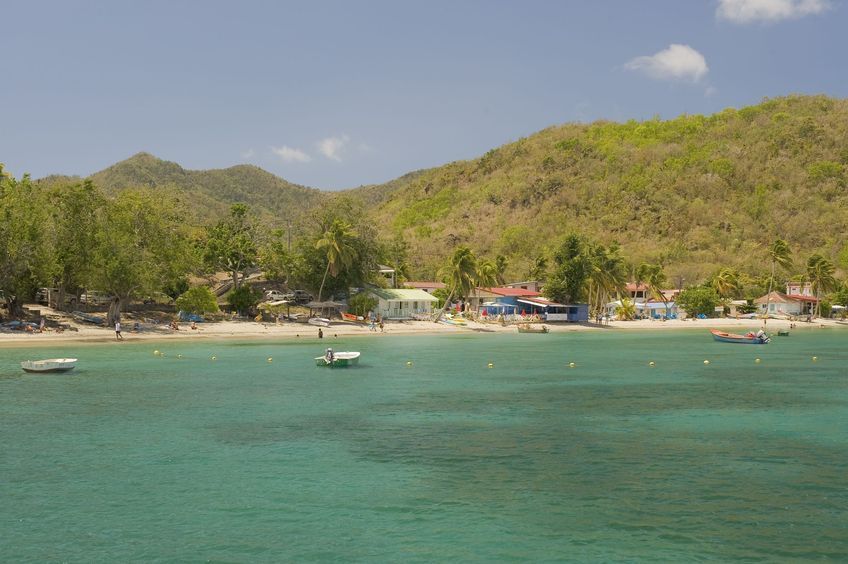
39 152 325 225
366 95 848 281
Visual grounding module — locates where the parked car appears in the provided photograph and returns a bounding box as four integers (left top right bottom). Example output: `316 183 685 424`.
264 290 294 302
80 291 112 305
293 290 313 304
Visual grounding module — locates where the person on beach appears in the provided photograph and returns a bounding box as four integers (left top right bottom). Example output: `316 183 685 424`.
318 327 323 339
39 317 45 332
115 320 123 340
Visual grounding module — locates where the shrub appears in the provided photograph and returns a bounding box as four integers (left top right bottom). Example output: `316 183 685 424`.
175 286 219 315
226 285 261 316
348 292 378 317
676 286 721 317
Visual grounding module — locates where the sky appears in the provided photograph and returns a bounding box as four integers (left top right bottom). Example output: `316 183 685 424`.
1 0 846 189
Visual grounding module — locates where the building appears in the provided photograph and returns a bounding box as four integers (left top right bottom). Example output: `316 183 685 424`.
502 281 543 293
366 288 438 320
403 281 446 294
516 297 589 322
754 291 817 317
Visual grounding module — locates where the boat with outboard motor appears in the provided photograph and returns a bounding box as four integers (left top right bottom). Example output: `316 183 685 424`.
710 329 770 344
315 349 360 367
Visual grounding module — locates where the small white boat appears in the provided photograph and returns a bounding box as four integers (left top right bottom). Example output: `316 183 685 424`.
21 358 77 373
314 351 360 367
308 317 331 327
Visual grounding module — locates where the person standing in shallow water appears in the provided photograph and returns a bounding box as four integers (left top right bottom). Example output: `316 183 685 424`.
115 320 123 341
318 327 323 339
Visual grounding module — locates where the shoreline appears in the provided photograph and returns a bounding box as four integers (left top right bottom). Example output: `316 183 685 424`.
1 315 844 349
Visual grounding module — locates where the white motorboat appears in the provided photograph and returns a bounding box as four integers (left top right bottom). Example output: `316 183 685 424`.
308 317 331 327
21 358 78 373
314 351 360 367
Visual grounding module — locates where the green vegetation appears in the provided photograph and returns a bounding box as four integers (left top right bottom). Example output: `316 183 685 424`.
175 286 219 315
347 292 378 317
676 286 721 317
4 95 848 321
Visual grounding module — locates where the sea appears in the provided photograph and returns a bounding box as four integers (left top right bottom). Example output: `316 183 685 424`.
1 329 846 562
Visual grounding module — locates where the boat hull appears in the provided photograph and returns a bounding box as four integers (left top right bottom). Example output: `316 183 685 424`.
21 358 78 373
710 330 769 344
308 318 331 327
314 352 361 367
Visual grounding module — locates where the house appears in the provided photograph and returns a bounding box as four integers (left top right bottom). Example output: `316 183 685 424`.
516 297 588 322
366 288 438 320
482 287 541 306
377 264 397 288
502 281 543 293
625 283 679 303
403 281 446 294
754 291 817 317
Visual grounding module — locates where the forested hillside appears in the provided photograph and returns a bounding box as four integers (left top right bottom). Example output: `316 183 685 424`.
26 95 848 283
367 95 848 281
39 152 324 225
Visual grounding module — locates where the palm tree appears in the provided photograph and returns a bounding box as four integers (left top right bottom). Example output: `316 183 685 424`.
315 219 358 302
434 246 477 321
764 239 792 323
806 253 837 318
636 263 669 319
586 243 627 319
712 267 741 299
615 297 637 320
495 255 508 285
476 258 499 289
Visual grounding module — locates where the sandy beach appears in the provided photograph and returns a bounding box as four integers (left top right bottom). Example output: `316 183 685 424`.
1 306 845 347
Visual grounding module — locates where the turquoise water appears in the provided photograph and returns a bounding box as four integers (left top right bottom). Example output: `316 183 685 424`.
1 330 847 561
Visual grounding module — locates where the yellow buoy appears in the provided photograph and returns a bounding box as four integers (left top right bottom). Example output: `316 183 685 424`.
649 361 655 367
755 358 761 364
703 360 710 365
406 361 413 367
812 356 818 362
211 355 217 361
488 362 494 368
153 350 160 356
569 362 576 368
267 357 273 363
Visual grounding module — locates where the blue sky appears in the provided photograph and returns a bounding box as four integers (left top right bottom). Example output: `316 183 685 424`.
1 0 845 189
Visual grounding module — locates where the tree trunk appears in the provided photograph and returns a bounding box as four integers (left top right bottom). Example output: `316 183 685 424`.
8 296 24 318
432 289 456 323
106 296 125 327
317 261 331 302
232 270 240 291
763 260 775 327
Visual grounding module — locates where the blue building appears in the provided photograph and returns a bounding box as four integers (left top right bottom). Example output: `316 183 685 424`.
516 297 589 323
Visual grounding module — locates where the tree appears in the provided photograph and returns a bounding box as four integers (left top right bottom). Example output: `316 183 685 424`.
676 286 721 317
711 267 741 299
89 189 194 326
0 170 55 316
348 292 378 317
175 286 219 315
227 285 261 316
48 180 105 309
475 258 499 289
495 254 509 285
615 297 636 320
764 239 792 323
434 245 477 321
635 262 669 315
586 243 627 317
527 256 548 282
202 204 258 291
315 219 358 302
806 253 837 318
259 228 297 287
545 235 591 305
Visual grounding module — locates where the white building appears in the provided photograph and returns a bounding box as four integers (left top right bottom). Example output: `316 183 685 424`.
367 288 438 320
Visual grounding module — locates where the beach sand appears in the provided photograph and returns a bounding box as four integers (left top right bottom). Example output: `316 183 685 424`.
1 305 845 347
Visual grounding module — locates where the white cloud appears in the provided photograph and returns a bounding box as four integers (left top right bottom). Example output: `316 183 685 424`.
717 0 830 23
625 44 709 83
317 134 350 161
241 148 255 160
271 145 311 163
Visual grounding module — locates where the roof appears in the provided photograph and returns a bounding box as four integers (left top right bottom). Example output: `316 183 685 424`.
625 283 648 291
517 297 567 308
503 281 539 287
368 288 438 301
483 287 541 297
404 281 446 289
754 291 818 304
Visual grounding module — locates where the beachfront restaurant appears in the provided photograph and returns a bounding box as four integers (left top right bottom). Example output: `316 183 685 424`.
366 288 438 320
516 297 588 322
